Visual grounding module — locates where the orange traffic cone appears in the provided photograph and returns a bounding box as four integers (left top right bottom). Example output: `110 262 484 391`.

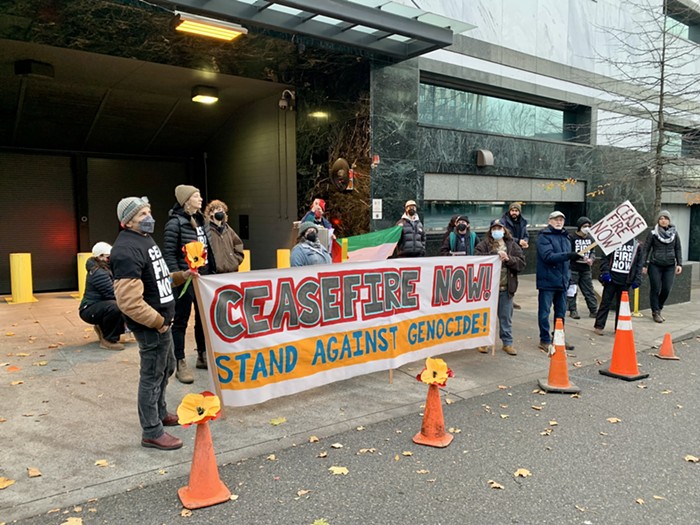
413 383 453 448
538 318 580 394
654 332 680 360
178 421 231 509
599 291 649 381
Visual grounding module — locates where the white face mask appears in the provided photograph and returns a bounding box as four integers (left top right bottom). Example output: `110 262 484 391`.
581 227 591 235
491 230 504 240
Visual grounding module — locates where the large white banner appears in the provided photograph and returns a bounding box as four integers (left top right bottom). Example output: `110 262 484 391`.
588 200 647 255
194 256 500 407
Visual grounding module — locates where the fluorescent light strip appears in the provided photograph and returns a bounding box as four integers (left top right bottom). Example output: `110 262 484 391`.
176 20 244 41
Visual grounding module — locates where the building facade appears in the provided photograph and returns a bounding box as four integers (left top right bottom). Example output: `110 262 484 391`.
1 0 698 292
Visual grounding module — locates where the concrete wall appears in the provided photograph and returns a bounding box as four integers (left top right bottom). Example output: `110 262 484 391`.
206 94 297 270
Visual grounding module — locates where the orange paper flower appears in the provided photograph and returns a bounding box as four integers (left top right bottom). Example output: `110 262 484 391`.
416 357 454 387
177 391 221 427
183 241 206 271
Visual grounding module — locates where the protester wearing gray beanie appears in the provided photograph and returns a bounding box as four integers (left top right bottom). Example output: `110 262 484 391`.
117 196 150 226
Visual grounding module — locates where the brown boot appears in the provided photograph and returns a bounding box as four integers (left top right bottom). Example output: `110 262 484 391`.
502 345 517 356
176 359 194 384
477 346 489 353
141 432 183 450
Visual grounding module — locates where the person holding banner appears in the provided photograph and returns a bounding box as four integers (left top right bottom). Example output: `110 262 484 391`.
593 238 644 335
475 219 525 355
536 211 581 352
111 196 191 451
291 222 332 267
642 210 683 323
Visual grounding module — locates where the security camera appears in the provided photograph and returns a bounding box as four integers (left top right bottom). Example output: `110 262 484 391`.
279 89 295 111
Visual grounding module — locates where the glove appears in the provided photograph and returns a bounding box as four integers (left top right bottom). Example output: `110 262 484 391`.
569 251 582 261
600 272 612 284
631 281 640 289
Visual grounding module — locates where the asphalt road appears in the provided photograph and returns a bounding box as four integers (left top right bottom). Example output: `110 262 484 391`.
9 339 700 525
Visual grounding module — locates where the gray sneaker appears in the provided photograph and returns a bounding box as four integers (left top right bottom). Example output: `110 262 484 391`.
176 359 194 384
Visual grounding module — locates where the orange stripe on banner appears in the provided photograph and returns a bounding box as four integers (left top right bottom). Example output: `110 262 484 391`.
214 308 490 391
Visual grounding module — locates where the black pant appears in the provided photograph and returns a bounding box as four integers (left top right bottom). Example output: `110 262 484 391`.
594 283 630 331
647 263 675 313
79 300 125 343
567 269 598 314
171 283 206 361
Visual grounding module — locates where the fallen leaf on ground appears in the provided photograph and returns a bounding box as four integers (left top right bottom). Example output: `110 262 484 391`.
27 467 42 478
394 454 400 461
402 451 413 456
653 495 666 500
500 414 509 419
60 518 83 525
575 505 587 512
0 477 16 489
355 426 365 431
180 509 192 517
33 361 48 367
270 417 287 426
549 420 558 426
0 417 6 423
573 361 582 368
357 448 376 454
636 498 644 505
230 494 239 501
540 428 553 436
445 398 454 404
317 451 328 458
416 469 429 474
297 489 311 497
15 353 30 357
328 466 348 475
330 443 343 449
10 381 23 386
266 454 277 461
637 384 648 389
487 479 504 489
531 405 543 411
570 393 581 399
6 366 20 373
308 435 319 443
5 332 14 337
514 468 532 478
47 344 59 349
94 459 109 467
158 469 167 475
607 417 622 424
447 427 461 433
684 454 699 463
661 389 672 394
311 519 330 525
498 385 509 389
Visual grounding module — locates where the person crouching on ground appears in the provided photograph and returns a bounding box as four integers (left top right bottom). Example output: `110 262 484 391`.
78 242 125 350
291 222 332 267
475 219 525 355
593 238 644 336
111 196 194 451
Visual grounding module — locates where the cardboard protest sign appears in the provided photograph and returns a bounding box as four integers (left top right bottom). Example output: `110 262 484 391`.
194 256 500 407
588 201 647 255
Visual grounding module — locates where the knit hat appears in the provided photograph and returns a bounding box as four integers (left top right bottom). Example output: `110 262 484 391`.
175 185 200 206
312 198 326 211
298 222 318 237
91 242 112 258
657 210 671 221
576 216 592 229
509 202 522 212
117 196 150 226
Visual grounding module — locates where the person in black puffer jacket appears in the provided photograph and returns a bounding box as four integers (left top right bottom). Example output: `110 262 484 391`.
79 242 125 350
642 210 683 323
163 185 216 384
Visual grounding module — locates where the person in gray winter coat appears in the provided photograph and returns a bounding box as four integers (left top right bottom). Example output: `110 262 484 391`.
396 200 426 257
291 222 332 267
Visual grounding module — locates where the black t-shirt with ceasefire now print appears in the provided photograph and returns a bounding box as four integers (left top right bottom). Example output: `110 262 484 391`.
111 229 175 328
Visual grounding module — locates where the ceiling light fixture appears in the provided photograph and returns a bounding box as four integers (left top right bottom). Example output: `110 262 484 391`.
191 85 219 104
175 11 248 41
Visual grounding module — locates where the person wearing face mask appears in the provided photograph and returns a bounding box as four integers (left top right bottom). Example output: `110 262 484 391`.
204 200 245 275
536 211 582 353
78 242 126 350
474 219 525 355
567 217 599 320
163 185 217 384
396 200 426 258
291 222 332 267
642 210 683 323
111 196 194 451
440 215 478 256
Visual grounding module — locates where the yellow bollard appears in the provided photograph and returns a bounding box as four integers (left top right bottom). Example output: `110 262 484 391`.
277 249 291 269
72 252 92 300
341 238 349 262
631 287 643 317
239 249 251 272
6 253 37 304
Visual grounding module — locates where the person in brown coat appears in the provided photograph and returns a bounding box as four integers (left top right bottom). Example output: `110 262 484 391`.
204 199 245 274
474 219 526 355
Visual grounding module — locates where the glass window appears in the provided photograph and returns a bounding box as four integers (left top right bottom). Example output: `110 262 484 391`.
423 201 585 234
662 128 700 158
419 84 566 141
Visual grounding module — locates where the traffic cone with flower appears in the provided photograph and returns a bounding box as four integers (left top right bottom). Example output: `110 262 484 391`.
413 357 454 448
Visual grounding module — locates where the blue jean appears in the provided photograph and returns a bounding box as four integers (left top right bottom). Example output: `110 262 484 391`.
497 289 513 345
538 289 567 343
133 327 176 440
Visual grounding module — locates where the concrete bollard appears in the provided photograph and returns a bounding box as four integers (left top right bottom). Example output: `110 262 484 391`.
239 250 251 272
277 249 291 269
75 252 91 300
7 253 37 304
341 238 348 262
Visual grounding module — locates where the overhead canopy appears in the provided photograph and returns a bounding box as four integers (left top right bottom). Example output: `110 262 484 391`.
156 0 474 59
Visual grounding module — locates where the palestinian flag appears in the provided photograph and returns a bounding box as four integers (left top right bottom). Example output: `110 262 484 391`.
332 226 403 263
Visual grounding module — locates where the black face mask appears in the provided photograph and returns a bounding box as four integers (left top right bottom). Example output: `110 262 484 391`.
213 211 225 221
305 232 318 243
457 223 468 233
